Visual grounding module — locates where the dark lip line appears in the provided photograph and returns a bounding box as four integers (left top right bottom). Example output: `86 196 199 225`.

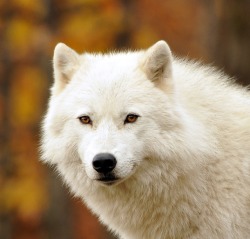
97 178 119 182
97 178 120 184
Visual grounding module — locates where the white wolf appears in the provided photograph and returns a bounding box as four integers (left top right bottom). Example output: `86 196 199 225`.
41 40 250 239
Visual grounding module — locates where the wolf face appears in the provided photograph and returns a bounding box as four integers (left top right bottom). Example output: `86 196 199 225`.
41 40 250 239
41 41 178 186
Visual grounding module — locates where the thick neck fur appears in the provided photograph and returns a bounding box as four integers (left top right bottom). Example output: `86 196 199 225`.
80 155 211 238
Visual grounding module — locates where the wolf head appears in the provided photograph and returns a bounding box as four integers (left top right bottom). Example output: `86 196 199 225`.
41 41 181 187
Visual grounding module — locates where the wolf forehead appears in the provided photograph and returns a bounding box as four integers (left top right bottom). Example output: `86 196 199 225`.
70 53 151 98
52 40 173 95
62 55 155 114
59 47 142 81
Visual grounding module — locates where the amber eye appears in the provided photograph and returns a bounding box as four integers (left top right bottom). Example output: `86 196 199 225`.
78 116 92 125
124 114 139 124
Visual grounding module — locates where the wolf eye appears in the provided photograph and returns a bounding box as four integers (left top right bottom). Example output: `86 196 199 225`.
124 114 139 124
78 116 92 125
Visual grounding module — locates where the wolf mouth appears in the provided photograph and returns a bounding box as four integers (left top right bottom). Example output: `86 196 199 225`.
97 175 120 185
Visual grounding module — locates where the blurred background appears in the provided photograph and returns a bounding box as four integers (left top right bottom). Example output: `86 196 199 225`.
0 0 250 238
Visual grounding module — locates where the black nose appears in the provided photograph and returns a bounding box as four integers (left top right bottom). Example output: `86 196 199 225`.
92 153 117 174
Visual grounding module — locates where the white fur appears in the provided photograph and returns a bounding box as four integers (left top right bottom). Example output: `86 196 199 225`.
41 41 250 239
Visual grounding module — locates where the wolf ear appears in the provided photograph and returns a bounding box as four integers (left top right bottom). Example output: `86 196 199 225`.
52 43 80 94
142 40 173 91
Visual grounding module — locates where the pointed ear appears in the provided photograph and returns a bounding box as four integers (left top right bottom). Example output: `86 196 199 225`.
142 40 173 90
52 43 80 95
